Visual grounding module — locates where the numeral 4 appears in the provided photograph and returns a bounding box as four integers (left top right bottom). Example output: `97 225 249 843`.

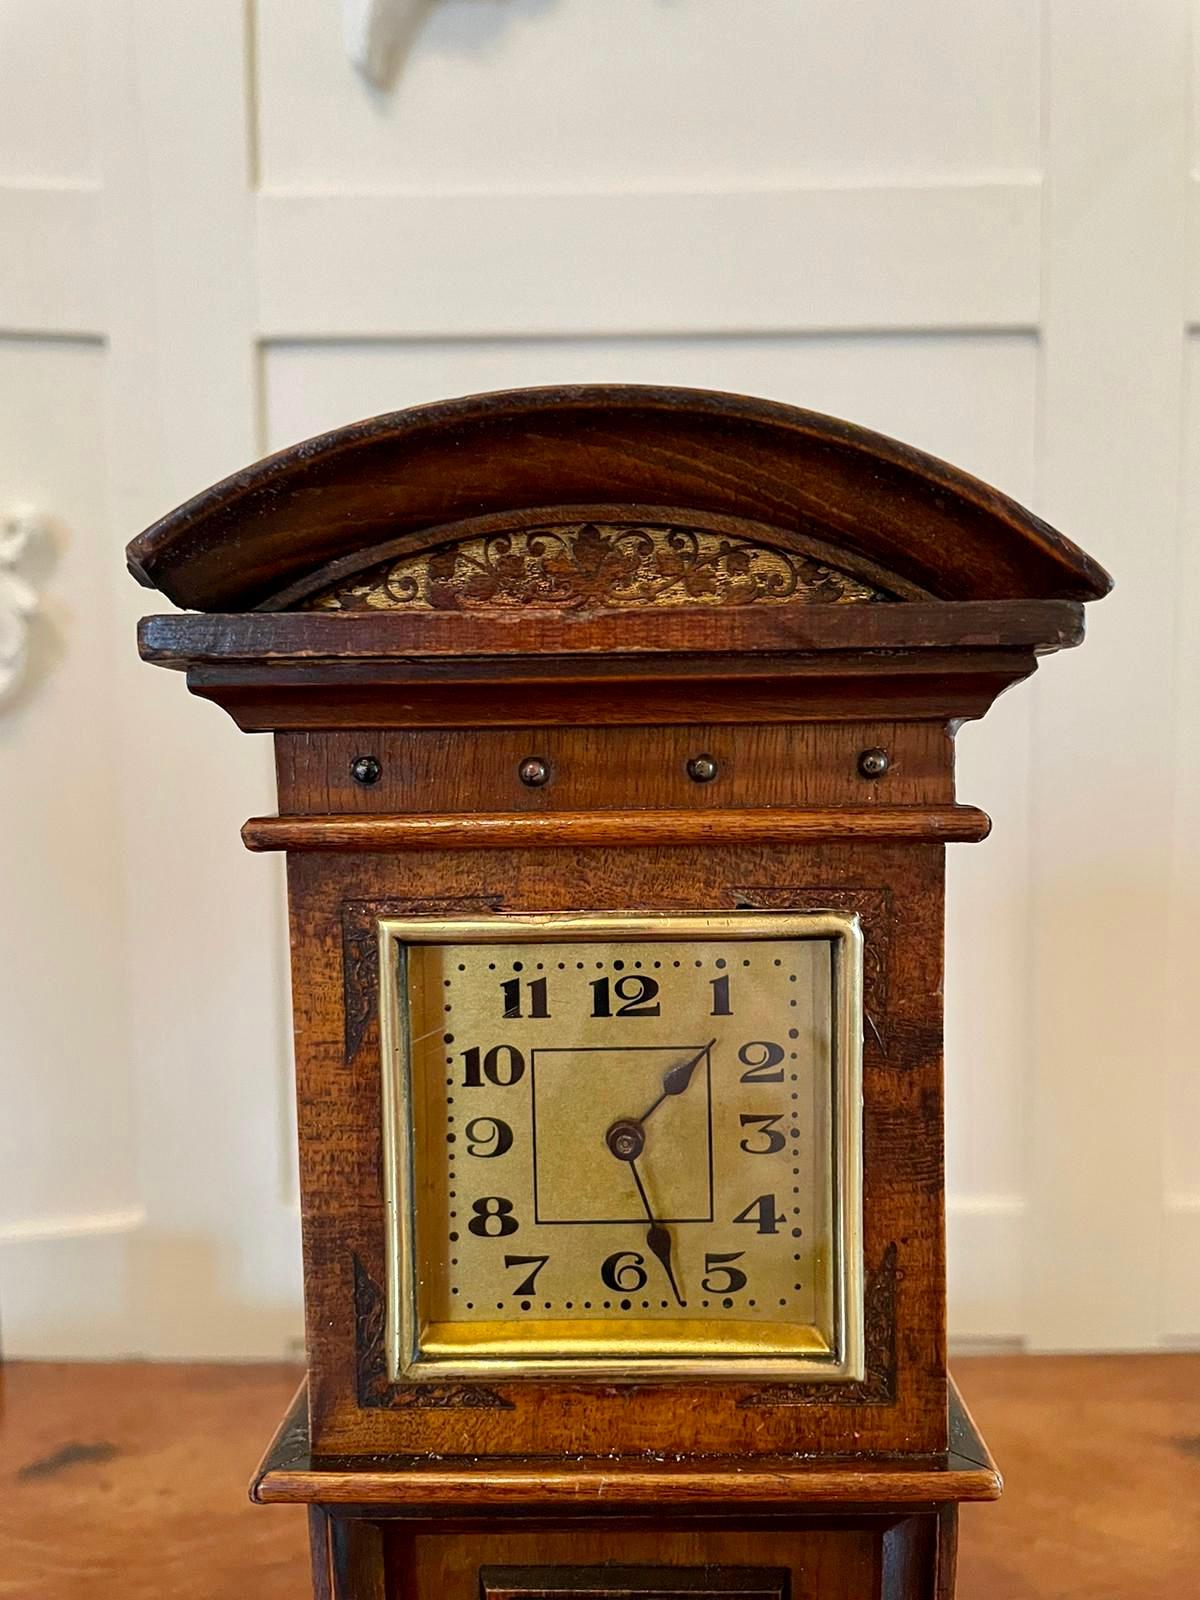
732 1194 786 1234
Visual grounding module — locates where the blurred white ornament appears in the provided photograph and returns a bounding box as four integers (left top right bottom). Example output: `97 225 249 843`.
0 506 43 702
344 0 428 89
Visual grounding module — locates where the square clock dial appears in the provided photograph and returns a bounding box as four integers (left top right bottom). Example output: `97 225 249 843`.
380 913 863 1383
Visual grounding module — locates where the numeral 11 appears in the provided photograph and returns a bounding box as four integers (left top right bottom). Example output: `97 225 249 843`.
501 975 549 1018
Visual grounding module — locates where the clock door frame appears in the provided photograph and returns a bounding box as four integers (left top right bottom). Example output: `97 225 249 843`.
377 909 865 1387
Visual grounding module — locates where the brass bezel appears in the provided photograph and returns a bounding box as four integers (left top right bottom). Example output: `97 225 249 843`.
379 910 864 1385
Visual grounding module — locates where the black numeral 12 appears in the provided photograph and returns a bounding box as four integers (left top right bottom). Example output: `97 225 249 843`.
501 976 549 1018
590 974 661 1017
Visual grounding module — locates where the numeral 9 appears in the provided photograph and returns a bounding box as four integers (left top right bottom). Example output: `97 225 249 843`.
464 1117 513 1158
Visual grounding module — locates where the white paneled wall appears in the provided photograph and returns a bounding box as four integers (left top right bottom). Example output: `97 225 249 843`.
0 0 1195 1358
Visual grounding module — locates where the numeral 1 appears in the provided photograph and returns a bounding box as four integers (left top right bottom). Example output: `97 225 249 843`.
709 973 732 1015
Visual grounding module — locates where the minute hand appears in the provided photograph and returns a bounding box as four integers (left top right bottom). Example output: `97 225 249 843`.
638 1038 716 1125
628 1156 685 1307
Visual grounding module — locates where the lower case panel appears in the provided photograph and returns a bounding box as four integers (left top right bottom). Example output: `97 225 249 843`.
368 1520 946 1600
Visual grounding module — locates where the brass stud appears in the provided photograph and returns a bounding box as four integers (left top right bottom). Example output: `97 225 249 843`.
350 755 382 785
686 754 719 784
518 756 550 788
857 747 890 779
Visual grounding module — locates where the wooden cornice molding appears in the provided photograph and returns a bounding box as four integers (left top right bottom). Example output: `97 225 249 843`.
241 806 992 854
138 598 1085 666
136 600 1080 730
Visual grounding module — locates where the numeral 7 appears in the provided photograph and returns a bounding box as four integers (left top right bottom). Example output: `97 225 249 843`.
503 1254 549 1295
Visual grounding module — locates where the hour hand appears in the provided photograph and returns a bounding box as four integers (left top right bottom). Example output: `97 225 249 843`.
640 1038 715 1124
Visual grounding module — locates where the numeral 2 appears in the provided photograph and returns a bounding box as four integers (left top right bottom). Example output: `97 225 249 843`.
738 1040 785 1083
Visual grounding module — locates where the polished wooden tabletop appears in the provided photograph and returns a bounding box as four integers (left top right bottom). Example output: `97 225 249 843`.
1 1353 1196 1599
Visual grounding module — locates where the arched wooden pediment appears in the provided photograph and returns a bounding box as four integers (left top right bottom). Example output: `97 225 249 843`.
127 385 1109 613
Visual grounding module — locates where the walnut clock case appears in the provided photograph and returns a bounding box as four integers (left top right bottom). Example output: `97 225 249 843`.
129 386 1108 1600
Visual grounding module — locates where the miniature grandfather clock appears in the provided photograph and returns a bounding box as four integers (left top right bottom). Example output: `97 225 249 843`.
129 387 1107 1600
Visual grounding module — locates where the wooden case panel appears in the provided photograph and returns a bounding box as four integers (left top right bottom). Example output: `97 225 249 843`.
285 833 946 1460
378 1520 937 1600
275 723 954 817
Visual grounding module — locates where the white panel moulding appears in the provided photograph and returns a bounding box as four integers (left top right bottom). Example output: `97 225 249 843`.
1186 175 1200 325
0 507 48 703
1163 1196 1200 1341
254 182 1041 338
0 185 103 336
946 1195 1025 1343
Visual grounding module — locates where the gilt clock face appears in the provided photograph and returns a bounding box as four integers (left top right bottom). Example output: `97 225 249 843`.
381 913 863 1382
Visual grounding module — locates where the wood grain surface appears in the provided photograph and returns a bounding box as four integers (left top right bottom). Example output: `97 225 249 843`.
136 600 1086 664
2 1356 1196 1600
123 387 1111 611
280 841 948 1460
273 724 957 816
252 1378 999 1510
242 806 990 853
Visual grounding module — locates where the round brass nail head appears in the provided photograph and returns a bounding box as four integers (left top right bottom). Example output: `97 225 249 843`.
519 757 551 788
350 755 382 786
858 747 890 779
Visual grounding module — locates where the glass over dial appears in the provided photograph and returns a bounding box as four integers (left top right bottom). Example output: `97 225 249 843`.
382 913 862 1382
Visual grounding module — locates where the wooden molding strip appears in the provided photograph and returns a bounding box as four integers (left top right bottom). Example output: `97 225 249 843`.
139 599 1086 667
252 1454 1001 1509
251 1376 1001 1509
242 806 991 853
